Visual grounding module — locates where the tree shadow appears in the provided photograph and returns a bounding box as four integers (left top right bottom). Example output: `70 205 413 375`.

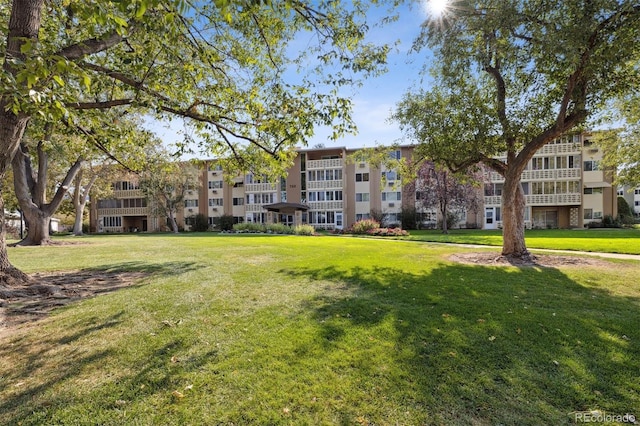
280 263 640 424
1 260 201 329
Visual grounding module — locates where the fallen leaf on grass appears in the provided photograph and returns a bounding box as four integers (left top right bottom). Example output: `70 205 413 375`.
172 390 185 399
488 336 496 341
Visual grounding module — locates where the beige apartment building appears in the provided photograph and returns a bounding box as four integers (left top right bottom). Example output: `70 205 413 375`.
90 132 617 233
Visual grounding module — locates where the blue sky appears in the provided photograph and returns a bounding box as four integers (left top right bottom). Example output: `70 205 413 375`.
149 2 432 156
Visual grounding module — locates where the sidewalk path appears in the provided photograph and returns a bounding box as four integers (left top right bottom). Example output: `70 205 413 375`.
424 241 640 261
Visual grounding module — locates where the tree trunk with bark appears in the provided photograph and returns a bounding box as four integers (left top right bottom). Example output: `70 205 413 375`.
500 171 530 259
0 0 44 281
12 140 84 245
72 171 97 236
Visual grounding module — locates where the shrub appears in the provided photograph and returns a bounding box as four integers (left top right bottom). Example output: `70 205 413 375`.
233 223 266 233
437 212 460 231
293 224 315 235
191 213 210 232
602 215 621 228
218 215 235 231
266 223 294 234
367 227 409 237
350 219 380 234
400 207 418 230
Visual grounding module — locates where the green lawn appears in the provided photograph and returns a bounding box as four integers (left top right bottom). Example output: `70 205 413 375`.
1 234 639 425
404 228 640 255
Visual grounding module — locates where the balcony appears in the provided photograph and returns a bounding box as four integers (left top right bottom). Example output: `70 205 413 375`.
98 207 149 216
488 168 581 182
245 183 277 192
537 143 581 155
307 158 343 169
307 180 343 190
484 193 581 206
113 189 143 198
307 201 343 210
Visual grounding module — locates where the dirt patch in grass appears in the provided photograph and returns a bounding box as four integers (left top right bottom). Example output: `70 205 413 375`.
449 252 612 268
0 270 146 336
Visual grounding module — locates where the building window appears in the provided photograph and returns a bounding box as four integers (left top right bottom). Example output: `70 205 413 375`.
233 197 244 206
389 150 401 160
356 213 371 221
102 216 122 227
355 193 370 202
584 209 593 220
209 198 223 207
98 199 121 209
382 191 401 201
584 160 599 171
209 180 223 189
355 173 369 182
185 199 199 207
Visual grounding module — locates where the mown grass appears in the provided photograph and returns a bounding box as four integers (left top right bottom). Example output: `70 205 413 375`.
404 228 640 255
1 234 639 425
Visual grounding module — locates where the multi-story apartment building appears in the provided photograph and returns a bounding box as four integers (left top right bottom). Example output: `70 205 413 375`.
483 132 616 229
90 132 617 232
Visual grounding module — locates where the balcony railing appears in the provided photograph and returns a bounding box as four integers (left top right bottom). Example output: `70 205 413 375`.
307 201 343 210
245 183 277 192
306 158 343 169
307 180 343 190
489 168 581 182
98 207 149 216
113 189 143 198
484 193 581 206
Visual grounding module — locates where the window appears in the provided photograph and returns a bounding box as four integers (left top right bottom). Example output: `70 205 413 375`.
209 180 223 189
233 197 244 206
635 189 640 195
209 198 223 207
584 187 603 195
593 211 603 219
102 216 122 227
355 193 370 202
584 160 599 171
355 173 370 182
356 213 371 221
383 171 399 181
185 199 199 207
389 150 401 160
584 209 593 220
122 198 147 208
382 191 401 201
98 199 121 209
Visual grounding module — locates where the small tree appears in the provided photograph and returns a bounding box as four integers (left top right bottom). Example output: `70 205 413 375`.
414 162 482 234
140 154 201 234
617 196 635 224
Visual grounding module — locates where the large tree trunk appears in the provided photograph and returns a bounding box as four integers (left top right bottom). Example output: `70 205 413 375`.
16 206 51 245
501 172 530 259
73 203 84 236
0 0 44 281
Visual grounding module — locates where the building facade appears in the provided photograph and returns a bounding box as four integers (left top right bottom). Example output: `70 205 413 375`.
90 132 617 232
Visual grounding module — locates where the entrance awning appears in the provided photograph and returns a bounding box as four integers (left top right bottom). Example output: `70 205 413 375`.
263 202 309 213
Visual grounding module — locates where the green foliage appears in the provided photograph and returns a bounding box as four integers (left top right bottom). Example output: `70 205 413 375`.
216 215 235 232
233 222 266 233
400 206 418 230
190 214 210 232
437 212 460 232
395 0 640 255
617 196 636 224
349 219 380 234
293 224 315 236
266 223 294 234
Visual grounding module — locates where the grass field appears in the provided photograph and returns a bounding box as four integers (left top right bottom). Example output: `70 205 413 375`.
403 228 640 255
1 234 639 425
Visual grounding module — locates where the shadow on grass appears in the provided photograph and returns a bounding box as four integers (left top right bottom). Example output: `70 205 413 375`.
1 260 201 329
281 263 640 424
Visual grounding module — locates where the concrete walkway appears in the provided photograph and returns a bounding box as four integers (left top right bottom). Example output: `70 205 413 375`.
424 241 640 261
